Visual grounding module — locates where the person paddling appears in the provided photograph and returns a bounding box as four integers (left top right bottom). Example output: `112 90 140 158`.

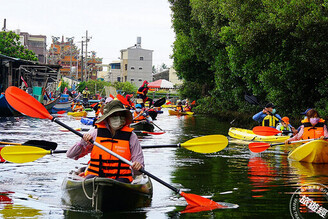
66 100 144 182
137 80 153 108
252 103 281 128
133 104 152 123
276 117 293 136
285 109 328 144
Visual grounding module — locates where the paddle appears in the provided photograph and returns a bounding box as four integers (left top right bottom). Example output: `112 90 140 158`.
4 86 224 209
56 110 66 114
248 138 324 153
252 126 292 136
133 130 166 135
116 94 130 106
244 94 280 118
1 135 228 162
0 140 57 150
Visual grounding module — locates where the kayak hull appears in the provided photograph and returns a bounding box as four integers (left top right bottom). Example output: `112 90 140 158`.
67 111 87 117
168 110 194 116
228 127 290 142
62 173 153 211
130 121 154 132
288 140 328 163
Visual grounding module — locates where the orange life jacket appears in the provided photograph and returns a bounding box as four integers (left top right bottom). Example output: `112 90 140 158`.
84 122 133 182
74 105 83 112
301 118 325 139
133 110 145 121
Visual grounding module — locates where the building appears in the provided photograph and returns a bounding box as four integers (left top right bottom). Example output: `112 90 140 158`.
14 29 47 64
48 36 102 81
120 37 153 87
153 69 169 81
152 67 183 87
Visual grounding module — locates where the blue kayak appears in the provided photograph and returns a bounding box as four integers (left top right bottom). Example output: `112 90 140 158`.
80 117 95 126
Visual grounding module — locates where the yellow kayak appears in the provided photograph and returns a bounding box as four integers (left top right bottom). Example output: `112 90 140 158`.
67 111 87 117
288 140 328 163
228 127 290 142
168 110 194 116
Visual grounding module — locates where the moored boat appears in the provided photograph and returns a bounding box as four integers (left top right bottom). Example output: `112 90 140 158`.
288 140 328 163
228 127 290 142
168 110 194 116
130 120 154 132
0 94 22 117
61 172 153 211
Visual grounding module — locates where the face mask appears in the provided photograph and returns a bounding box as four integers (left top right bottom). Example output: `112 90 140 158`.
109 116 125 130
136 108 142 113
310 117 320 126
271 109 276 114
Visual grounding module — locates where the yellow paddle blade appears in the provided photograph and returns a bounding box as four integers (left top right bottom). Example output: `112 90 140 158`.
1 146 50 163
181 135 228 153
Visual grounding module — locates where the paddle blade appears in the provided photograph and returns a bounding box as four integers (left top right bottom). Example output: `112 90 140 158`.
56 110 66 114
252 126 281 136
23 140 57 150
181 135 228 154
180 192 223 208
5 86 53 120
244 94 259 105
116 94 130 106
153 97 166 107
1 146 50 163
248 142 271 153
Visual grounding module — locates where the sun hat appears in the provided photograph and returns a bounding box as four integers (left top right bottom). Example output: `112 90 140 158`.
281 117 290 125
96 100 132 124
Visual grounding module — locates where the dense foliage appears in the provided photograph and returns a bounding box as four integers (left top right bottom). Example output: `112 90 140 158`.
0 31 38 61
169 0 328 118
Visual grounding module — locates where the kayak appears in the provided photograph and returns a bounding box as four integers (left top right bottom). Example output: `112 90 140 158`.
288 140 328 163
80 117 94 126
67 111 87 117
228 127 290 142
168 110 194 116
130 121 154 132
61 172 153 211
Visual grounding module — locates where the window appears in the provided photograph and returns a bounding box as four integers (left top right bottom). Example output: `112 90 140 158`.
131 78 134 82
138 79 142 81
125 76 127 82
117 77 121 82
140 57 144 61
131 66 135 70
139 67 143 70
125 64 127 70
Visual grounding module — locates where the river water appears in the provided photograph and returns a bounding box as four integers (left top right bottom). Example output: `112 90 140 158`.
0 108 328 218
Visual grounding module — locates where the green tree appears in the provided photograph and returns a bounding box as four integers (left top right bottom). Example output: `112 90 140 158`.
0 31 38 61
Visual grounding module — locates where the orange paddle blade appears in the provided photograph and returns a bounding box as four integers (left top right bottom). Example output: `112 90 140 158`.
56 110 66 114
252 126 281 136
116 94 130 106
5 86 53 120
180 192 223 208
248 142 271 153
110 94 115 99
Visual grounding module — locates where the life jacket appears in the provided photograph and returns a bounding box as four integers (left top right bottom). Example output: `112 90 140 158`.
74 105 83 112
176 105 183 112
95 104 102 116
84 123 133 182
133 110 145 121
301 118 325 139
262 115 279 127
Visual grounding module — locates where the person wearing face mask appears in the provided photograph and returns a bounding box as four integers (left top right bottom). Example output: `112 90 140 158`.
285 109 328 144
66 100 144 182
252 103 282 128
133 104 152 123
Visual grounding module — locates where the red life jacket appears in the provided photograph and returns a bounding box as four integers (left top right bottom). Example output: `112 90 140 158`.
84 122 133 182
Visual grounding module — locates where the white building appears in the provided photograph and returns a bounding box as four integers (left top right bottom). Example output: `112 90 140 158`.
120 37 153 87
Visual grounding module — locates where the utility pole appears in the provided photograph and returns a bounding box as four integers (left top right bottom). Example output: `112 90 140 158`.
81 41 84 82
83 30 91 81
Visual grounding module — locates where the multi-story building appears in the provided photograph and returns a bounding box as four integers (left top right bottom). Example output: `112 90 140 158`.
48 36 102 81
120 37 153 87
17 30 47 63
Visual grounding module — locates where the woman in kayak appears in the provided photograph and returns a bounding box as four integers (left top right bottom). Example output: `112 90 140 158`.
66 100 144 183
285 109 328 143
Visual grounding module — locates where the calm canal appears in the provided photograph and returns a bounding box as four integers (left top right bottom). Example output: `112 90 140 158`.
0 108 327 218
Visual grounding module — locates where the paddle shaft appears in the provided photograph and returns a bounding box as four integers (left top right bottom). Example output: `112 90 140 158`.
52 117 181 194
271 137 328 147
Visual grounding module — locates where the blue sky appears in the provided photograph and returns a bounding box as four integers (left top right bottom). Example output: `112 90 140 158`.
0 0 175 67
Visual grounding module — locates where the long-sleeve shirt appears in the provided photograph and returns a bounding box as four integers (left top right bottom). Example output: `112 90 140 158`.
66 126 144 169
252 111 282 124
288 125 328 142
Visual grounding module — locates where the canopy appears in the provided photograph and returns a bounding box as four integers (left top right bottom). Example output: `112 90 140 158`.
148 79 174 89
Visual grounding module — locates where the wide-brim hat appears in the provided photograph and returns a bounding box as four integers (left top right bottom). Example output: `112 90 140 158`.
96 100 133 124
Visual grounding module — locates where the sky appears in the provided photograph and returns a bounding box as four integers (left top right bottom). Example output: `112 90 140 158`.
0 0 175 68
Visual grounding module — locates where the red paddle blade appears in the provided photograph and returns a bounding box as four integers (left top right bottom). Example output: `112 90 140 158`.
180 192 223 208
5 86 53 120
56 110 66 114
110 94 115 99
248 142 271 153
252 126 281 136
116 94 130 106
